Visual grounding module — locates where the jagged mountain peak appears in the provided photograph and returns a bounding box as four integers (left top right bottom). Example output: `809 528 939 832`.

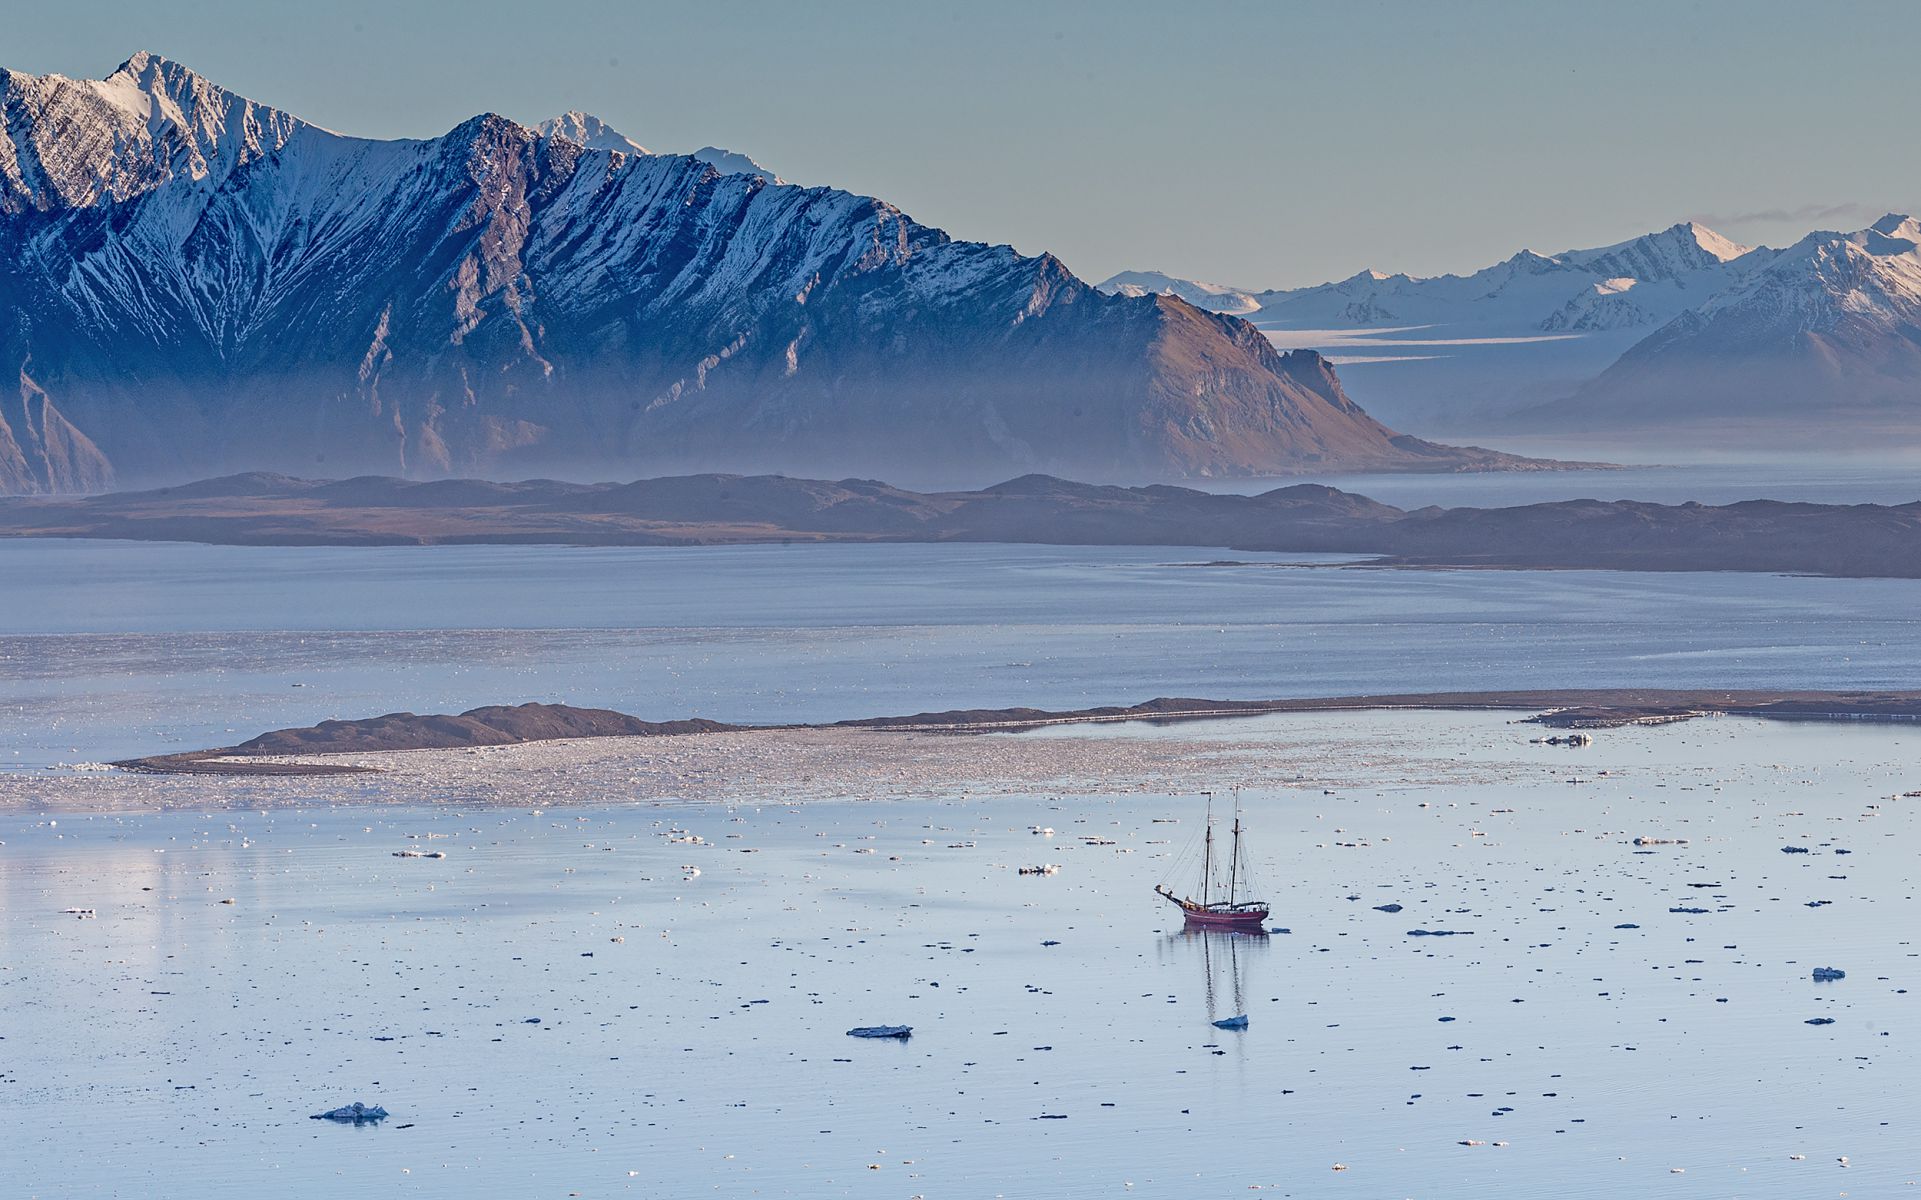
1667 219 1750 262
0 52 309 212
535 111 648 155
1863 212 1921 252
531 117 781 181
1558 221 1751 282
111 49 207 87
1689 221 1748 259
691 145 781 184
1500 249 1565 275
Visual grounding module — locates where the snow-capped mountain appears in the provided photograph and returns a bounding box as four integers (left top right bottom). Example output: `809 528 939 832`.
1099 271 1260 314
690 146 781 185
1557 214 1921 426
0 53 1527 494
532 113 783 182
1098 222 1769 430
534 111 646 154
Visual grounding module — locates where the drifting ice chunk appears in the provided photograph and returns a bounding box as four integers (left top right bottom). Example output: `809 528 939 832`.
311 1102 389 1123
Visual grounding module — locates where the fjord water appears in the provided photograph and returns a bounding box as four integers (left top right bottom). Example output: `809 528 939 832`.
3 711 1916 1198
6 538 1921 767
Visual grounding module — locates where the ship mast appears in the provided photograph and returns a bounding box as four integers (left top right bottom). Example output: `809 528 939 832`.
1200 791 1214 905
1227 796 1241 906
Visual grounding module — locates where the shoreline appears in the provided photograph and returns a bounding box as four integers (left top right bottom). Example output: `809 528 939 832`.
111 688 1921 778
0 711 1675 814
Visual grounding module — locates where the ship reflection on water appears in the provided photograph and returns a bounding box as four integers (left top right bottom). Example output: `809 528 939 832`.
1161 926 1270 1029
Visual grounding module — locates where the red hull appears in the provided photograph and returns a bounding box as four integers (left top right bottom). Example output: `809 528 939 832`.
1181 907 1269 930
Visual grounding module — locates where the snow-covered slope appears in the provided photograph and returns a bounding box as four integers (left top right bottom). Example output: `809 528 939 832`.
1098 222 1770 430
0 54 1523 493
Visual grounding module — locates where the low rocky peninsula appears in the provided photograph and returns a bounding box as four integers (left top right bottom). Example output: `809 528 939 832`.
113 690 1921 777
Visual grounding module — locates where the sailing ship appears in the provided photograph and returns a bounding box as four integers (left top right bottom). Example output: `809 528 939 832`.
1154 792 1269 930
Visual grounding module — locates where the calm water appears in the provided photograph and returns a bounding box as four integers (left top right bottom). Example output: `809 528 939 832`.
3 711 1916 1197
5 538 1921 767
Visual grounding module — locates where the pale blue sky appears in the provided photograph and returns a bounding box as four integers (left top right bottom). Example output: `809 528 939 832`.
10 0 1915 287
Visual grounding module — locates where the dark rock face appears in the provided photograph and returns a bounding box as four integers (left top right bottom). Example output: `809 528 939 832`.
0 54 1548 495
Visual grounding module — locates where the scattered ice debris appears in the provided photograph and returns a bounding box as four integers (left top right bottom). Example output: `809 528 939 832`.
1212 1015 1249 1030
60 907 96 918
847 1025 912 1039
311 1102 388 1123
1018 864 1060 876
1812 968 1846 982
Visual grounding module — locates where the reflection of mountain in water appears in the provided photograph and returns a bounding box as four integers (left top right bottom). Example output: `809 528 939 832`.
1163 927 1269 1026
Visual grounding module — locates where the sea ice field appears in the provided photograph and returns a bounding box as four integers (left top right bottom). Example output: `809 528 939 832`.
3 710 1917 1198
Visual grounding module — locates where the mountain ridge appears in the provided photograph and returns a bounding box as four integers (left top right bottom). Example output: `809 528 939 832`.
0 53 1549 495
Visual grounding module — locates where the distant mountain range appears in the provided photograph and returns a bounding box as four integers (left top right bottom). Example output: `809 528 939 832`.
0 53 1545 495
8 468 1921 579
1102 216 1921 441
